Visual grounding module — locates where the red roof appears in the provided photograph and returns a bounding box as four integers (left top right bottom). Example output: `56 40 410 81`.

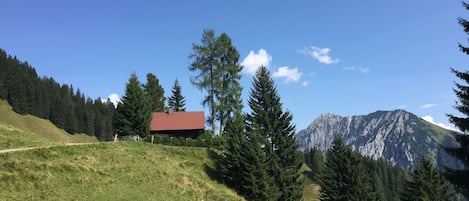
150 111 205 131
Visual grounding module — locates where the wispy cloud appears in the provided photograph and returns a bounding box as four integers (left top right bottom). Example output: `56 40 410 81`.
359 67 369 74
299 46 339 64
421 116 460 132
342 66 369 74
272 66 303 83
241 49 272 75
420 104 437 109
342 66 356 71
302 80 309 87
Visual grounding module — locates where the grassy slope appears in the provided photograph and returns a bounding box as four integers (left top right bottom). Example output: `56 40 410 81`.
0 100 317 200
0 100 97 149
0 142 244 201
302 165 321 201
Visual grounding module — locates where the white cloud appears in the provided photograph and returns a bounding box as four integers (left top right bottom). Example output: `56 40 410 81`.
299 46 339 64
420 104 437 109
302 80 309 87
272 66 303 83
421 115 460 132
359 67 369 74
241 49 272 75
342 66 369 74
108 93 120 107
342 66 355 71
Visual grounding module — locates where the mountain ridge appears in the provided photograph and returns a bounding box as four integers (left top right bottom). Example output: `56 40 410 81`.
296 109 462 170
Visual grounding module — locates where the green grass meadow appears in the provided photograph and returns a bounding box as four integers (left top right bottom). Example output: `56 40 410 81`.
0 142 244 201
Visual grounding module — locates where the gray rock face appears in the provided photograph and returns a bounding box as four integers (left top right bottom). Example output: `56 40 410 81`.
296 110 461 170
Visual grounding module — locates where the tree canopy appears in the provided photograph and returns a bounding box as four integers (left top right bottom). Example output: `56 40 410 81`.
189 28 242 135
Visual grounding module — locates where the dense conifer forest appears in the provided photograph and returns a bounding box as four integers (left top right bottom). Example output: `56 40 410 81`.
0 49 115 141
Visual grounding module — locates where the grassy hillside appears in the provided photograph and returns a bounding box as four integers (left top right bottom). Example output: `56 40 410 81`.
0 142 244 201
0 100 97 149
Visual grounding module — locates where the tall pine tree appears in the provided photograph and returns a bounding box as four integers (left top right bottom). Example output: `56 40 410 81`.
245 66 303 201
114 73 151 138
143 73 165 112
445 1 469 197
167 79 186 111
401 157 450 201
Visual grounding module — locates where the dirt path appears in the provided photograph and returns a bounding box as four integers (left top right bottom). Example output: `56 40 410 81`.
0 143 98 154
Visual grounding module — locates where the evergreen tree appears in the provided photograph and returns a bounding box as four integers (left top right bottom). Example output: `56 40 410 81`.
167 79 186 111
220 108 246 187
189 28 242 135
305 147 325 181
143 73 165 112
241 127 280 201
114 73 151 137
401 157 450 201
245 66 303 200
445 2 469 197
319 136 375 201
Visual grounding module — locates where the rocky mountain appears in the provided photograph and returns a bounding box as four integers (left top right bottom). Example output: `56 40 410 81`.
296 109 463 171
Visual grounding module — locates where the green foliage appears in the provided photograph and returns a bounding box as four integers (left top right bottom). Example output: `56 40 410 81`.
445 2 469 197
144 73 165 112
246 66 304 201
0 100 97 149
0 143 244 201
114 73 151 138
219 110 246 188
144 133 225 149
304 147 324 182
0 49 114 140
168 79 186 111
221 66 303 200
189 28 242 135
401 157 451 201
319 136 376 201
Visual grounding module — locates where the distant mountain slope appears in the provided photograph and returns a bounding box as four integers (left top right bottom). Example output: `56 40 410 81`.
296 110 462 170
0 100 96 149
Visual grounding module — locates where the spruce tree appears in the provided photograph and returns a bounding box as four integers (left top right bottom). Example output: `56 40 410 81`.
219 108 245 187
114 73 151 138
241 128 280 201
401 157 450 201
306 147 325 181
219 85 244 187
445 2 469 197
245 66 304 201
319 136 375 201
143 73 165 112
168 79 186 111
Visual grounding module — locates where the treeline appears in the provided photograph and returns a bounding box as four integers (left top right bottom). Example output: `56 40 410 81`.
305 136 453 201
0 49 114 141
304 145 407 201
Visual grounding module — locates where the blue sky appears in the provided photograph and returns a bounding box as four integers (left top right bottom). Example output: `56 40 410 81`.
0 1 466 132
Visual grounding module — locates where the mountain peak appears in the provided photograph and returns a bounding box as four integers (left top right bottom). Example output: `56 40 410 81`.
296 110 461 171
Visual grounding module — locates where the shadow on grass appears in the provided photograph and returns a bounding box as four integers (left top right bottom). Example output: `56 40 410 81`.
204 149 225 184
303 169 319 184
